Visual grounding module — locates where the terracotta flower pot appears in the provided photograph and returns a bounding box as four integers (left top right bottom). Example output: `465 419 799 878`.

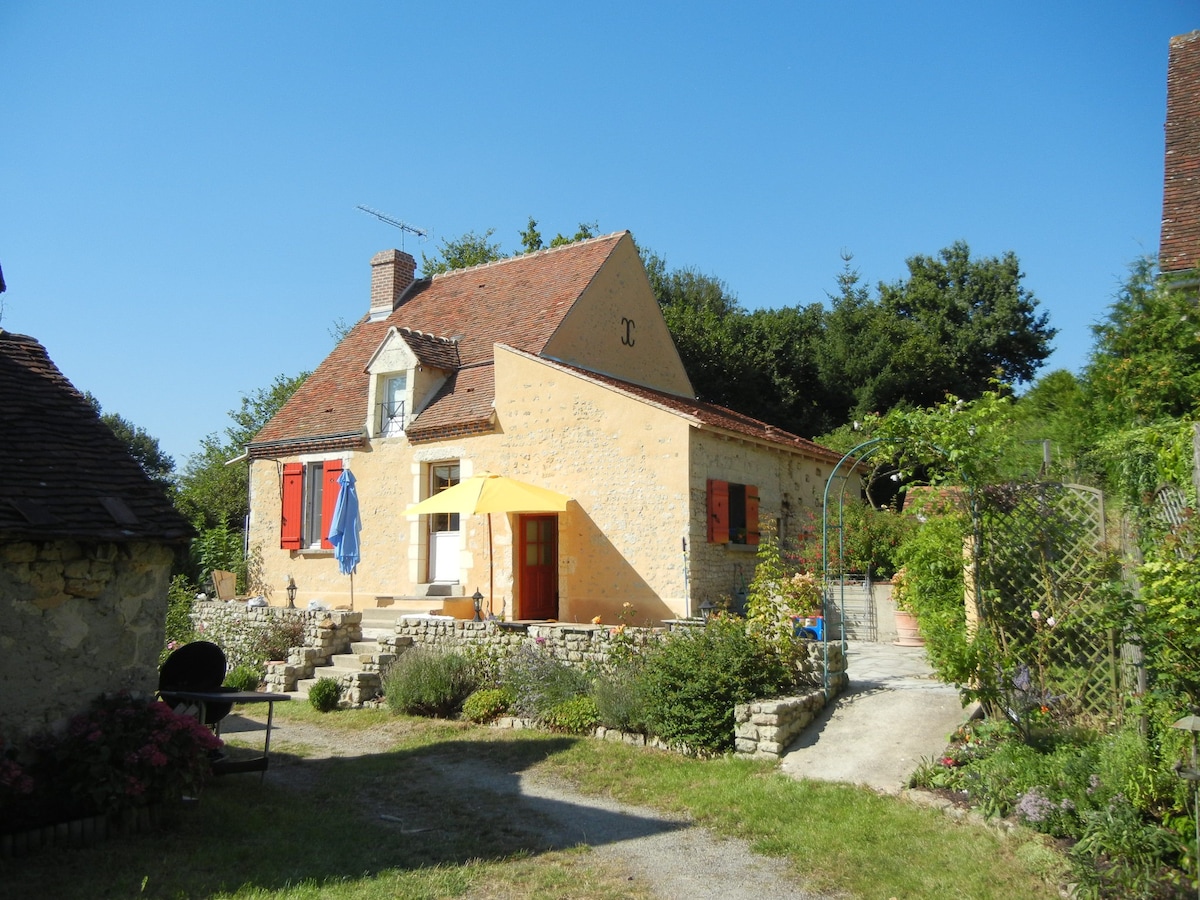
894 609 925 647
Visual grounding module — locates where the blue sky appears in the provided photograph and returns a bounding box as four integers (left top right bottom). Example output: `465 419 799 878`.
1 2 1195 467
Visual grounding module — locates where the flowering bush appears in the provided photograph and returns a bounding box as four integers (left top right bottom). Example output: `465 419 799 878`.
42 693 222 816
746 520 821 650
501 643 590 721
0 735 35 817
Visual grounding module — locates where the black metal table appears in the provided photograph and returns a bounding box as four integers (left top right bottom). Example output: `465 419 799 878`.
164 690 290 775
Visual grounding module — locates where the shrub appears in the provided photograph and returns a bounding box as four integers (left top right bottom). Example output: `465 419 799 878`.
544 695 600 734
308 677 342 712
461 687 514 723
638 617 792 755
501 644 590 720
592 670 648 733
383 649 476 717
1070 794 1187 899
223 663 262 692
161 574 198 664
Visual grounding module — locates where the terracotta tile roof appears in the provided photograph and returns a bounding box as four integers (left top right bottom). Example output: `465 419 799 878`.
0 331 192 542
405 364 495 443
397 327 461 369
251 232 628 451
531 352 846 464
1162 30 1200 274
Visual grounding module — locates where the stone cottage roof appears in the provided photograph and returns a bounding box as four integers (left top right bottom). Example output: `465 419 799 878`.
251 232 628 452
0 331 192 542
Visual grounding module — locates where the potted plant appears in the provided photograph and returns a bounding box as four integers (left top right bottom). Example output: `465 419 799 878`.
890 567 924 647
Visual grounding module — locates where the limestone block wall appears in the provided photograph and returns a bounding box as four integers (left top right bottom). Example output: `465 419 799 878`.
190 602 362 689
687 430 839 609
0 540 175 743
392 617 845 755
385 618 656 670
734 642 847 760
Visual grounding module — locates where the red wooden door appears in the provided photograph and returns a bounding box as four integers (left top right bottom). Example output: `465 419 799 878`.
518 515 558 620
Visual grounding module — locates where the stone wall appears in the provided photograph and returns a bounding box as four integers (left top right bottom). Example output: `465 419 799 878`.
0 539 175 743
386 616 846 755
189 602 362 691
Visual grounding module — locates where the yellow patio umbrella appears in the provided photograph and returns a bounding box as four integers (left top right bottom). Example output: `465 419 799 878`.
404 473 570 616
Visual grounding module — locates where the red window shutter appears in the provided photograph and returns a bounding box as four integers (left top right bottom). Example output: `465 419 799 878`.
746 484 760 545
320 460 344 550
281 463 303 550
707 479 729 544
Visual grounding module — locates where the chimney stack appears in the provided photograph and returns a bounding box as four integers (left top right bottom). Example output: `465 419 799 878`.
369 249 417 321
1161 30 1200 276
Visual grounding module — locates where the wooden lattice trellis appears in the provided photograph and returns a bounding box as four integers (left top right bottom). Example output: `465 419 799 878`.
975 482 1129 729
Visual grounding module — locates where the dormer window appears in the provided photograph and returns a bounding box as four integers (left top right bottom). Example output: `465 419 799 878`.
365 326 457 440
381 373 407 437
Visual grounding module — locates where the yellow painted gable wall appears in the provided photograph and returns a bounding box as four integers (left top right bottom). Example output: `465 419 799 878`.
489 346 693 623
541 233 695 399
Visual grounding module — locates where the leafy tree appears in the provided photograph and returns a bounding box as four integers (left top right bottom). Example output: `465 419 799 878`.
85 392 176 492
518 217 599 254
176 372 307 530
425 219 600 274
421 229 504 276
1084 256 1200 429
822 244 1055 420
1009 370 1099 484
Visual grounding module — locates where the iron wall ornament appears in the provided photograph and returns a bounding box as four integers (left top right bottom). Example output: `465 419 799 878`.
620 317 636 346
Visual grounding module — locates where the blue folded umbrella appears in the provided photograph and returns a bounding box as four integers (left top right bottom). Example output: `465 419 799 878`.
327 468 361 576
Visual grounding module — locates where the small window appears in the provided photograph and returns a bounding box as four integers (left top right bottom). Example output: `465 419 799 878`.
429 463 460 533
281 460 343 550
707 479 760 545
380 374 407 437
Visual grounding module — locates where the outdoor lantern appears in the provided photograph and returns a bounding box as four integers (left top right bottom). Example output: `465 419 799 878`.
698 598 716 620
286 577 297 609
472 588 484 622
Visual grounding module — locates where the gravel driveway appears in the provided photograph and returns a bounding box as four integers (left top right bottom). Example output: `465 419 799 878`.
223 713 828 899
223 641 960 899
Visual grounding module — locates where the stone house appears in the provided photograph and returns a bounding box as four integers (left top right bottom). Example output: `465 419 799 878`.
0 331 191 743
248 231 845 623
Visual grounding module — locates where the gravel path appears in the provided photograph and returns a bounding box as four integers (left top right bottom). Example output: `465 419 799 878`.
221 643 961 899
223 713 829 899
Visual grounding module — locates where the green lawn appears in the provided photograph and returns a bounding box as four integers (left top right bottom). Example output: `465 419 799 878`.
0 705 1065 899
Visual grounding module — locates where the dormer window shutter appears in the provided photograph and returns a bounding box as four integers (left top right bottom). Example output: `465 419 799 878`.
707 479 729 544
281 463 303 549
320 460 344 550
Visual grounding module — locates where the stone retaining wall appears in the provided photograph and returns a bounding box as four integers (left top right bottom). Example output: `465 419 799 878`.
190 602 362 692
389 616 847 756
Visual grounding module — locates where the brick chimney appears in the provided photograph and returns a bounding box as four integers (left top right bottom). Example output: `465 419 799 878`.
1161 30 1200 276
369 249 417 321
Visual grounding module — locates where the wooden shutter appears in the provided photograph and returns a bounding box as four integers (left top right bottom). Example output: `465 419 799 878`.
320 460 344 550
707 479 729 544
281 463 303 549
746 484 760 545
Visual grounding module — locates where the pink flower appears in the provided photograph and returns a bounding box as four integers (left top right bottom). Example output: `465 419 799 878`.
1031 610 1041 620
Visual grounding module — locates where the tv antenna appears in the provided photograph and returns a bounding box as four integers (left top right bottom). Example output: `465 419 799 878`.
356 205 429 247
